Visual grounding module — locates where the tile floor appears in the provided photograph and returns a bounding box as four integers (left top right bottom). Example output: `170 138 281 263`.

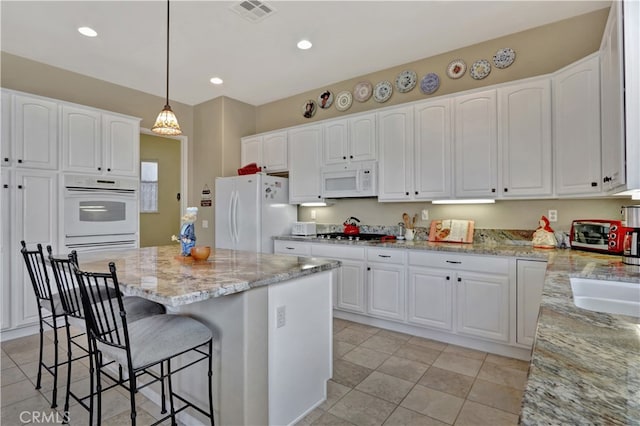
1 319 529 425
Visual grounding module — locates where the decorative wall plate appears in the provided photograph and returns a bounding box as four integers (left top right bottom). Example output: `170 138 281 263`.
373 81 393 103
446 59 466 79
395 70 417 93
335 91 353 111
470 59 491 80
353 81 373 102
420 73 440 95
493 48 516 69
302 99 317 118
317 90 334 109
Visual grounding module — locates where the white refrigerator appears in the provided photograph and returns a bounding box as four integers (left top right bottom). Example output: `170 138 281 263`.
215 174 297 253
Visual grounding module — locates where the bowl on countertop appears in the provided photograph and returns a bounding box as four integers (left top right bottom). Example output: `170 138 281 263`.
190 246 211 261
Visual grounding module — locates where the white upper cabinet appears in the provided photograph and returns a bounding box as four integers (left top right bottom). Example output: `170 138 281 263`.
240 131 288 173
600 1 626 192
454 90 498 198
288 124 323 204
498 79 552 197
1 91 11 167
12 94 58 170
553 55 601 195
414 99 452 200
377 106 414 201
62 106 140 177
323 113 376 166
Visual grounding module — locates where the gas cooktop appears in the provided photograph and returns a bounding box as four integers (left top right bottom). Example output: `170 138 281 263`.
316 232 388 241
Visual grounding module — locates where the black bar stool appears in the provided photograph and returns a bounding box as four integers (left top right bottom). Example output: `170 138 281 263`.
74 262 215 426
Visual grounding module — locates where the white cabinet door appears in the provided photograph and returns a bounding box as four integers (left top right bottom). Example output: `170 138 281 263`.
103 113 140 177
516 260 547 346
456 271 509 342
414 99 452 200
241 135 263 167
407 266 453 331
323 119 349 165
367 262 405 321
337 261 367 313
262 131 288 172
12 170 58 327
378 106 413 201
13 94 58 170
288 125 323 204
1 90 11 167
1 169 12 330
553 55 601 195
600 1 625 191
61 105 101 174
350 113 376 162
454 90 498 197
499 79 552 197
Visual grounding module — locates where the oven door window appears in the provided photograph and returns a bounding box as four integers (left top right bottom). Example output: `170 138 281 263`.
79 201 126 222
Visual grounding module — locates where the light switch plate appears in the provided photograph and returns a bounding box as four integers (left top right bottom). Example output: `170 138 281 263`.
421 209 429 220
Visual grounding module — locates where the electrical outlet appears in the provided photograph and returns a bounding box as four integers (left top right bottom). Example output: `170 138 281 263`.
310 210 316 220
276 306 286 328
202 220 209 228
421 209 429 220
548 210 558 222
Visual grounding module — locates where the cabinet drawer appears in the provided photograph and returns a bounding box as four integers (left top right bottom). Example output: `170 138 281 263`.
409 251 508 274
367 248 405 264
274 240 311 256
312 244 365 260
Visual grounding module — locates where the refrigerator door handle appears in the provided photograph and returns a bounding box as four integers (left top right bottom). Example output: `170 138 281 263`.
228 190 236 243
232 190 239 243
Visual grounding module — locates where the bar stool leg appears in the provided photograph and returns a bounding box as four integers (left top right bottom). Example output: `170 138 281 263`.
36 308 44 391
128 372 137 426
160 362 167 414
63 318 73 421
51 319 60 408
96 352 103 426
167 359 177 426
88 343 95 426
208 340 215 426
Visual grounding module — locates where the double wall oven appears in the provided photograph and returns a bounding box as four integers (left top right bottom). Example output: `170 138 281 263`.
63 174 138 252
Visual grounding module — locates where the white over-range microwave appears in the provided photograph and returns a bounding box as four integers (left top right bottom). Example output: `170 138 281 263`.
321 161 377 198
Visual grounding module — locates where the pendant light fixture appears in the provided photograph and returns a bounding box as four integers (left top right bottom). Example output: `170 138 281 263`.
152 0 182 135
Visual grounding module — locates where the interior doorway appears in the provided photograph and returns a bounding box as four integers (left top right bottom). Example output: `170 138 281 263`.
139 133 182 247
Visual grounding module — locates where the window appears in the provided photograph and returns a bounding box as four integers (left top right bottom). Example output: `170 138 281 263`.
140 161 158 213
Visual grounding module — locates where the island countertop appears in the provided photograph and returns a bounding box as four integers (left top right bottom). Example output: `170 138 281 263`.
76 245 340 307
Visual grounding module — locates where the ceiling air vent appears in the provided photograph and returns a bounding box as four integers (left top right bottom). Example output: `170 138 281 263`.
230 0 276 23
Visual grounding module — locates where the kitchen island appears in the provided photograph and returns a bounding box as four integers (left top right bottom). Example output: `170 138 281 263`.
76 245 341 426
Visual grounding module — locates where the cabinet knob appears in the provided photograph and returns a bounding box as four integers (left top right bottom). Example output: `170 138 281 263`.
349 155 353 159
405 192 409 196
504 188 508 192
3 184 8 189
603 176 611 183
491 188 496 193
415 191 418 195
263 166 267 170
446 276 450 281
591 182 598 187
17 185 23 189
18 159 22 163
457 277 462 282
107 168 111 172
343 156 346 160
3 157 8 162
317 195 321 199
367 267 371 271
98 167 102 171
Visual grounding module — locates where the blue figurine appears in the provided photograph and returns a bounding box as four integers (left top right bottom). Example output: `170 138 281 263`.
178 207 198 256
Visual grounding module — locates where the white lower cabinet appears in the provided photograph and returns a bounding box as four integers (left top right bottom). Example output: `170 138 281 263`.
1 169 12 331
312 244 366 313
408 266 453 331
516 259 547 346
366 248 406 321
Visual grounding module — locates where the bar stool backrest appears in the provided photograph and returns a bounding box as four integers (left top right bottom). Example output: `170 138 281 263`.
20 241 55 311
73 263 133 361
47 247 84 319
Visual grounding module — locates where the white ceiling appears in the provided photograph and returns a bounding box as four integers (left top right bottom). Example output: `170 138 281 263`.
1 0 610 107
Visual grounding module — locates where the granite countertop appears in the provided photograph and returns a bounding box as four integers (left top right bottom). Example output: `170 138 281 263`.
276 235 640 424
76 245 340 307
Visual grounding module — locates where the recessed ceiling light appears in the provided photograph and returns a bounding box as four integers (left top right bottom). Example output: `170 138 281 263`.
297 39 312 50
78 27 98 37
210 77 224 85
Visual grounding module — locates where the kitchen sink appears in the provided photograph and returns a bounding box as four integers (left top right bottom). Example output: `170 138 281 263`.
570 277 640 318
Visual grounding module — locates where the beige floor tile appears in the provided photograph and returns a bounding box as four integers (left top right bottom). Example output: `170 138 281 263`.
355 371 414 404
319 380 351 411
25 361 91 393
484 354 530 372
335 328 375 346
477 362 528 390
418 367 474 398
335 341 358 359
328 389 396 426
2 365 29 387
361 335 407 355
407 337 447 352
312 411 356 425
2 354 18 371
454 400 518 426
1 379 41 408
346 323 381 336
393 344 441 365
432 353 483 378
442 345 487 361
1 393 52 425
377 356 429 383
297 407 326 425
400 384 465 424
8 343 66 366
466 379 524 415
334 319 352 334
383 406 448 426
375 329 413 342
332 359 373 388
343 347 390 370
1 333 44 355
102 408 158 425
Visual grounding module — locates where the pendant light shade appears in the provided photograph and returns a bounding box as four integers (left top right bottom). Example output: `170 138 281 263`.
152 0 182 136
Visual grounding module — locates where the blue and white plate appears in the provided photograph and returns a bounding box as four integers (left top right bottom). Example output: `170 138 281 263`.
373 81 393 103
420 73 440 95
493 48 516 69
470 59 491 80
395 70 417 93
